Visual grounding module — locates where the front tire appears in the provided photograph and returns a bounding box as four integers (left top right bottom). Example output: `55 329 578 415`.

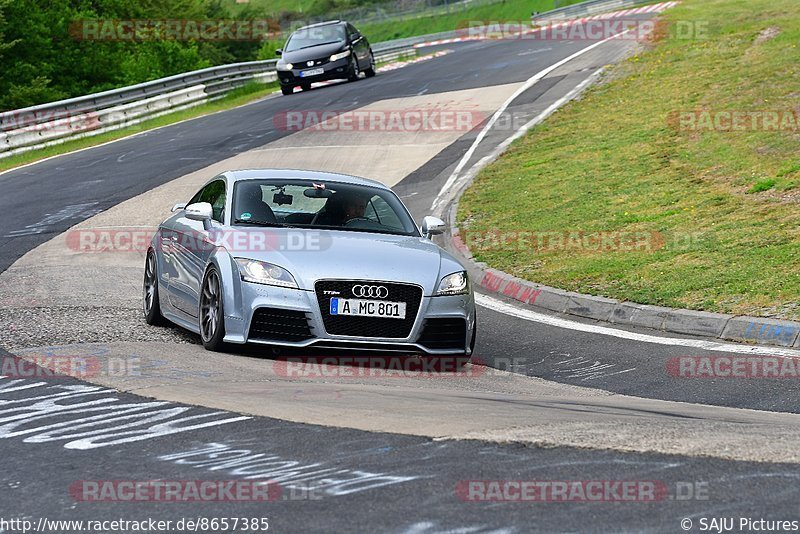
364 51 376 78
280 85 293 96
143 249 166 326
200 266 226 351
301 83 311 91
348 56 360 81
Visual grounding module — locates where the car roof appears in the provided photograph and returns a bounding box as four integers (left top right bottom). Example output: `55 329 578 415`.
222 169 389 190
294 20 343 31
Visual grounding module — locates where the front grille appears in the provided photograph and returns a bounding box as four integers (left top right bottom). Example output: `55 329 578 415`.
417 318 467 351
249 307 314 342
315 280 423 339
299 57 330 68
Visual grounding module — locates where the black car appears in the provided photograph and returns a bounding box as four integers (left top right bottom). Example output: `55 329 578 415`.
275 20 375 95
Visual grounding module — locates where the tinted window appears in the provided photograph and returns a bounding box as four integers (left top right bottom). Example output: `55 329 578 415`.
285 24 346 52
188 180 226 223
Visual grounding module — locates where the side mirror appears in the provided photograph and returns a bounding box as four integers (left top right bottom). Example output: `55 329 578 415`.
185 202 213 222
275 49 282 56
421 216 446 239
171 202 187 213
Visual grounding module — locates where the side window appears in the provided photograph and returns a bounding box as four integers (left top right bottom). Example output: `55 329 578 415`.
347 24 359 40
204 181 226 223
188 180 226 223
366 195 403 231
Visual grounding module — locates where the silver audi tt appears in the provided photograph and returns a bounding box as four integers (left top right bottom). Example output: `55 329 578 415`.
143 169 476 359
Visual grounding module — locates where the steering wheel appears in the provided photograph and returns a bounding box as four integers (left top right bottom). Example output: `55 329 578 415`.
344 217 372 226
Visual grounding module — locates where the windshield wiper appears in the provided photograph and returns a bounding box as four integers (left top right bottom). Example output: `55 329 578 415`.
289 41 342 51
233 219 295 228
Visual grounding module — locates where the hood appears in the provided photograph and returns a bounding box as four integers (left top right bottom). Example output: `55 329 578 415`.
281 42 347 64
225 229 464 295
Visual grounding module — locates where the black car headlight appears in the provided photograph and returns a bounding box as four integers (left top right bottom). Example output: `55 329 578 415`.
276 62 294 71
329 50 351 62
435 271 469 296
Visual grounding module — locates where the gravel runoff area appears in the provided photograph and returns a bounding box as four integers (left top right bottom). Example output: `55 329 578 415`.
0 305 196 350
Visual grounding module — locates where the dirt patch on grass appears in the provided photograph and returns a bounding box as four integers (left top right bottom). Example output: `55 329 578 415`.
755 26 781 44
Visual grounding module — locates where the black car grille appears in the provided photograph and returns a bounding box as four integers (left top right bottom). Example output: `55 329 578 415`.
315 280 423 339
417 318 467 351
298 56 330 68
248 307 314 342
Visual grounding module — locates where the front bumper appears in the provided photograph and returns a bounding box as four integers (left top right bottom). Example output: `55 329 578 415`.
277 58 350 87
223 280 475 355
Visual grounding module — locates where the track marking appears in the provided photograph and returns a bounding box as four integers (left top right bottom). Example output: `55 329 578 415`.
477 294 800 358
431 26 635 212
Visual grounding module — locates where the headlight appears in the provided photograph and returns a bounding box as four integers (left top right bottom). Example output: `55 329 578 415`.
435 271 469 296
329 49 351 62
277 62 293 71
235 258 297 288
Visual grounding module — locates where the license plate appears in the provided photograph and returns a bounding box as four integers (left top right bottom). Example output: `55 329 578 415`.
330 298 406 319
300 68 324 77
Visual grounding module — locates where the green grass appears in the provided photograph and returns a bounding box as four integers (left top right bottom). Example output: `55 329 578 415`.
0 81 279 173
360 0 579 42
458 0 800 319
748 178 777 193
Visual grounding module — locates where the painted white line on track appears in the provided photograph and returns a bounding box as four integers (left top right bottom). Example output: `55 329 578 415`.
431 26 635 212
477 294 800 358
431 66 603 215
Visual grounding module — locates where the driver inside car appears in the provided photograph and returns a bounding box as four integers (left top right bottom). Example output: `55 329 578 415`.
317 192 369 226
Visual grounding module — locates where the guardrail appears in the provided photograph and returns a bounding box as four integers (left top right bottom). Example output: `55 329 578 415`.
0 0 662 160
0 43 425 159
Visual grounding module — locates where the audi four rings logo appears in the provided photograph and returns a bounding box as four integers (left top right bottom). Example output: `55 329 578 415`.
352 285 388 298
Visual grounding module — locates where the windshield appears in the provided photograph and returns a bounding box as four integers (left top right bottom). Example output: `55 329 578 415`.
231 179 419 236
285 24 346 52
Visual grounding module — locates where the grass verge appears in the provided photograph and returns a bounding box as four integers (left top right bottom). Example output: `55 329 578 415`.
458 0 800 320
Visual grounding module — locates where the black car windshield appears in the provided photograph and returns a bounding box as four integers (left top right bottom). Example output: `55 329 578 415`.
231 179 420 236
285 24 346 52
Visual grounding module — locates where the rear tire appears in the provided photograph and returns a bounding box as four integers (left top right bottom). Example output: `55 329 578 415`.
280 85 293 96
143 249 167 326
200 266 226 351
